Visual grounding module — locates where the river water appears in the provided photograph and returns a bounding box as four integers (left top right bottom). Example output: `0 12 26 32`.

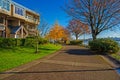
83 40 120 46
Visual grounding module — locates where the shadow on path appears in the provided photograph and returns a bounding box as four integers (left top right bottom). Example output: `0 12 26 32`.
66 48 98 55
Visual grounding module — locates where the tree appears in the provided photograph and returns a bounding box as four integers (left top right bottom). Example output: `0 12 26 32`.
46 22 70 42
38 17 50 37
67 19 90 40
62 28 70 41
64 0 120 40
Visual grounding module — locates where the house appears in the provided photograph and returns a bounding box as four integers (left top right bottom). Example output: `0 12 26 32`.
0 0 40 38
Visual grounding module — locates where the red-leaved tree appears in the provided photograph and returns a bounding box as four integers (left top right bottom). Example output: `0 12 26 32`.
67 19 90 40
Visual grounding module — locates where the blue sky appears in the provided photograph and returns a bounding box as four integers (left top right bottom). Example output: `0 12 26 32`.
13 0 120 38
13 0 70 27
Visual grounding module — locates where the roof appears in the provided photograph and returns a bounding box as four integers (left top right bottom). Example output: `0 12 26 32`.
8 26 21 34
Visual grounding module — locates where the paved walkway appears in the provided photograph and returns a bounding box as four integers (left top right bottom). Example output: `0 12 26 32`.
0 45 120 80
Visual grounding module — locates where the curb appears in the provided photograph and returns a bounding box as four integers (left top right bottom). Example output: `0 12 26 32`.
100 55 120 76
100 55 120 67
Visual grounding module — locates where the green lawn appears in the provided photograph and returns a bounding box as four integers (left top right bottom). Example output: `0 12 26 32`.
0 44 62 72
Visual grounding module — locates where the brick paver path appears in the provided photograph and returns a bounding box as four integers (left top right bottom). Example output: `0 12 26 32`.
0 45 120 80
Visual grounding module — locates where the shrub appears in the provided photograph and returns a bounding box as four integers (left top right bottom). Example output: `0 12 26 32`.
89 38 119 53
0 38 36 48
15 39 22 46
38 38 48 44
0 37 49 48
65 40 70 45
20 39 25 46
24 37 36 47
0 38 16 48
70 40 83 45
0 38 4 47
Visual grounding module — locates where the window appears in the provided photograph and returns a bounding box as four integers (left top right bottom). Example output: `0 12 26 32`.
0 0 2 8
0 0 10 11
15 5 24 16
15 6 17 13
0 17 5 31
6 2 10 11
20 9 23 15
34 18 38 22
0 25 5 30
0 31 3 37
0 17 4 24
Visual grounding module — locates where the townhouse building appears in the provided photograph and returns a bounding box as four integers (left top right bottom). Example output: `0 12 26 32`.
0 0 40 38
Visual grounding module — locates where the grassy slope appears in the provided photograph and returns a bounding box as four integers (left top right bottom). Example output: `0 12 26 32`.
0 44 62 72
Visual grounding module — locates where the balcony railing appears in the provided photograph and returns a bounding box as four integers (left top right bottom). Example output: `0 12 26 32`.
27 28 37 36
28 28 36 32
25 16 39 24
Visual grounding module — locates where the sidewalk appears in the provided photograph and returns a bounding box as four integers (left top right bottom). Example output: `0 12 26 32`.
0 45 120 80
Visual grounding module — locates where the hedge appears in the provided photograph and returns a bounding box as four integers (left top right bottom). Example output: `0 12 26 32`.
0 38 16 48
0 37 49 48
89 38 119 53
70 40 83 45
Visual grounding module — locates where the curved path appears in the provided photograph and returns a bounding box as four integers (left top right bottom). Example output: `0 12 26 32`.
0 45 120 80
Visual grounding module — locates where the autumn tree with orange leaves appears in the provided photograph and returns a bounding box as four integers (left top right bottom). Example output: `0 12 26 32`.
67 19 90 40
46 22 70 42
64 0 120 40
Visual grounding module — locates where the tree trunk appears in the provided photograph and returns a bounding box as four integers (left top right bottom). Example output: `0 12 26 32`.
35 36 39 54
35 30 39 54
75 34 78 40
92 33 97 40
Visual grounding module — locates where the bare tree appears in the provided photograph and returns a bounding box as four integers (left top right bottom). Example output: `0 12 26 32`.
35 17 49 53
38 17 50 37
67 19 89 40
64 0 120 40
